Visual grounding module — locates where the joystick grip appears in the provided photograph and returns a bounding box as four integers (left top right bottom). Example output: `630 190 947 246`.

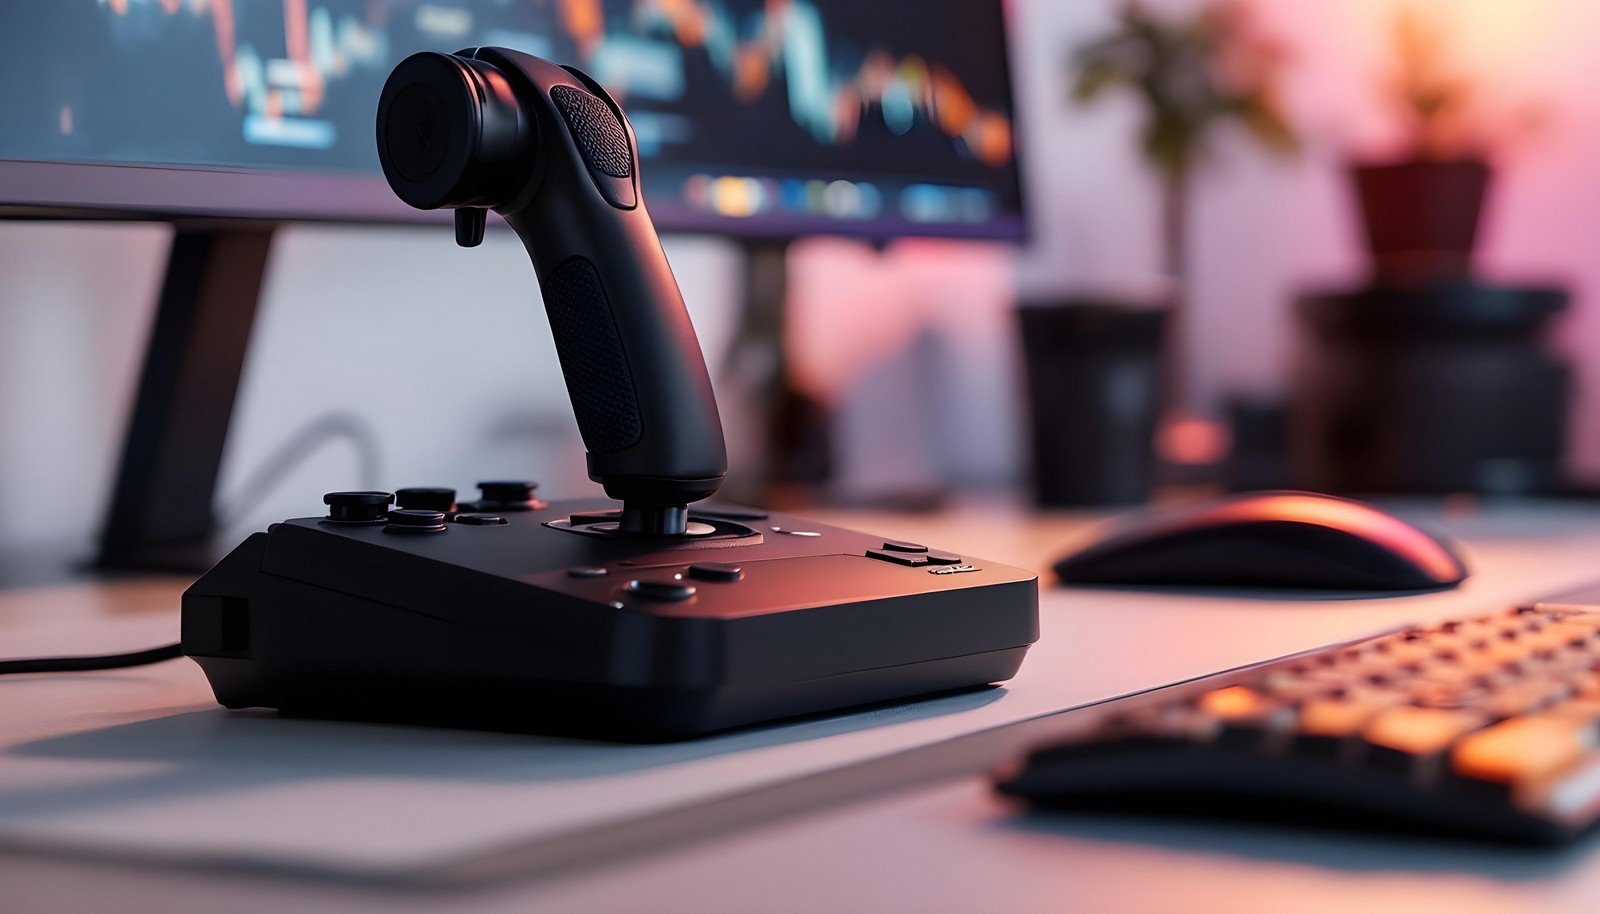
539 256 642 453
376 49 727 512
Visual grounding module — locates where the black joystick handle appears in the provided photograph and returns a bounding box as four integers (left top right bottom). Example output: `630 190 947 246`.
375 48 727 533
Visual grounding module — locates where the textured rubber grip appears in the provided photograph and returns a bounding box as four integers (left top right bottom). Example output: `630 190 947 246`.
541 257 642 454
469 47 726 504
549 86 633 178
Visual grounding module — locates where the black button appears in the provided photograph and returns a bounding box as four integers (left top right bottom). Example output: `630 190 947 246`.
470 480 546 511
866 548 930 567
625 579 697 601
478 480 538 502
688 563 744 582
384 508 447 534
881 539 928 553
568 566 609 578
324 491 393 523
454 513 507 526
924 550 963 564
396 487 456 512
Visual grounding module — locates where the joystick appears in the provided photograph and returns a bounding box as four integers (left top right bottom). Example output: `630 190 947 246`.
375 48 724 536
178 50 1038 740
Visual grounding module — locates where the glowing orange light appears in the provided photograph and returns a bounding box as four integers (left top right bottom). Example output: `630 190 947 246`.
1298 697 1385 737
972 113 1013 167
1363 706 1482 755
1453 714 1594 786
1158 417 1230 466
561 0 605 55
733 47 770 101
1198 685 1265 719
710 176 760 217
931 67 976 138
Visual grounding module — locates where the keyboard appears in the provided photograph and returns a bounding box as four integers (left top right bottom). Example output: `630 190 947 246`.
995 603 1600 842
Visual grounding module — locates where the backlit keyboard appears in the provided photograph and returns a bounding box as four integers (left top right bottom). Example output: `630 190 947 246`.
996 603 1600 841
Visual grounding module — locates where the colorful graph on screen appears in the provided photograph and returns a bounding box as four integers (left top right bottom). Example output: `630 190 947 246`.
2 1 1022 234
101 0 390 150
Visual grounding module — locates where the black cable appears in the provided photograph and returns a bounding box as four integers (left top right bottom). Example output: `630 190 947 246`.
0 642 183 675
213 411 383 529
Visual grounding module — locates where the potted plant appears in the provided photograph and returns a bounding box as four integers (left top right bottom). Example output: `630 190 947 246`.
1074 1 1296 284
1068 0 1296 462
1353 8 1496 283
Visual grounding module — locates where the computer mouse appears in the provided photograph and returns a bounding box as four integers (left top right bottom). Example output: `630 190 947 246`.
1053 491 1467 591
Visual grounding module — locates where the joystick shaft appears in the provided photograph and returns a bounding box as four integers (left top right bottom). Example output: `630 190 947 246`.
618 503 689 537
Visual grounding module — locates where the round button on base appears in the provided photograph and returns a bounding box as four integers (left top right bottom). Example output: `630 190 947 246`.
324 491 394 524
395 487 457 512
473 480 546 511
625 579 697 602
688 563 744 582
384 508 447 534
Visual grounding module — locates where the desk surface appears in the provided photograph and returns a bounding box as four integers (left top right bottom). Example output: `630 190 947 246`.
9 499 1600 913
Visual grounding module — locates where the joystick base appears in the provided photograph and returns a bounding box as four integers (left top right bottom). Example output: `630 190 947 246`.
182 498 1038 740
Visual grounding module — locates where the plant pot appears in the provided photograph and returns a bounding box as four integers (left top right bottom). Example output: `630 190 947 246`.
1018 302 1168 506
1352 158 1491 283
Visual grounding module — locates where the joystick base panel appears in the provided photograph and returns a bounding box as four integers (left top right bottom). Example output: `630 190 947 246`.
181 499 1038 739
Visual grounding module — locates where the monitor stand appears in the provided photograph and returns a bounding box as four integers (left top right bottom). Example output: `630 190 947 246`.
95 224 274 572
722 239 831 505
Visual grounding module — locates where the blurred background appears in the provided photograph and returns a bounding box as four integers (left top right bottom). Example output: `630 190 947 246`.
2 0 1597 570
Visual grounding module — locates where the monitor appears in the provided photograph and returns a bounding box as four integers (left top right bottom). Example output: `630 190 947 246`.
0 0 1025 240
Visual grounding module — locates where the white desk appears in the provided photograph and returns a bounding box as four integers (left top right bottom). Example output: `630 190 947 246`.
8 499 1600 913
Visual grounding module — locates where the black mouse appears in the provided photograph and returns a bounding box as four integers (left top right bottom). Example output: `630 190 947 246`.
1053 491 1467 591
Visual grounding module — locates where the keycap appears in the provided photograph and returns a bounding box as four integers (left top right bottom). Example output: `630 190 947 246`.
1453 713 1599 788
1196 686 1294 750
1295 688 1409 758
1362 706 1487 783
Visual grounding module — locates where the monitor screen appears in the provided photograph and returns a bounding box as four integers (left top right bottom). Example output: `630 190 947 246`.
0 0 1024 240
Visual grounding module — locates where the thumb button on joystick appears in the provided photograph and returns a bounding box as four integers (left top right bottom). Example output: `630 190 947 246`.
455 208 486 247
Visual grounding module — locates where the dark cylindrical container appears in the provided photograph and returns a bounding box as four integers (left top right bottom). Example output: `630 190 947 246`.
1019 303 1167 506
1225 395 1292 492
1290 282 1570 495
